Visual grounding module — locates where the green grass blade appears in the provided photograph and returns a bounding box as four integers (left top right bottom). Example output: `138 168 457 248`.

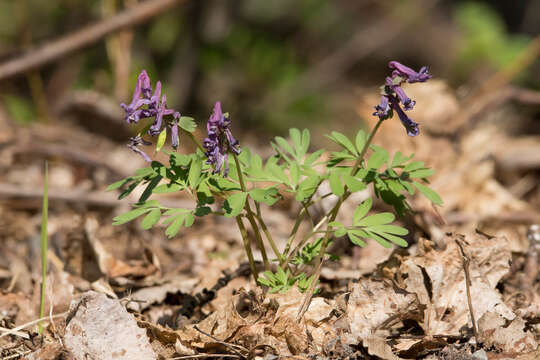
39 161 48 335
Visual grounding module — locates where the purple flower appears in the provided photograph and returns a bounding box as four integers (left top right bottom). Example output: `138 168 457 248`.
127 136 152 162
372 61 431 136
121 70 183 161
388 61 432 83
203 102 241 176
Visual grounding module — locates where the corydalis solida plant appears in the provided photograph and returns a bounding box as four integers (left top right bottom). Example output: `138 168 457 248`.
110 63 442 300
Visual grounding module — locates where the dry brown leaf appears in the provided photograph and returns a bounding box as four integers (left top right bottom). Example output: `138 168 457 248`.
84 217 159 279
400 233 514 336
364 334 402 360
346 278 421 341
477 311 537 354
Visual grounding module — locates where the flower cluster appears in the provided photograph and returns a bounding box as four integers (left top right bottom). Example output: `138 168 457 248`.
121 70 181 161
373 61 432 136
203 102 241 176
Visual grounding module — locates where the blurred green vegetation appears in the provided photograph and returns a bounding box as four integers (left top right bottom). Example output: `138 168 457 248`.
453 2 531 83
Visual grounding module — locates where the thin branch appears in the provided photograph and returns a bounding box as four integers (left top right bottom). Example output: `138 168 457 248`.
455 239 479 341
193 325 247 359
0 0 186 80
0 312 68 339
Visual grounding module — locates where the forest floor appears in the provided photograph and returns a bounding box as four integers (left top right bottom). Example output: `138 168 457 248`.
1 80 540 359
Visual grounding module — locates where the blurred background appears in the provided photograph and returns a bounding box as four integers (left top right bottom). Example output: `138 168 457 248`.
0 0 538 137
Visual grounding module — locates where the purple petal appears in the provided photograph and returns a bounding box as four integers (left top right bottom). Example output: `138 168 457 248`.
148 94 166 136
392 85 415 110
139 70 152 99
389 96 419 136
127 136 152 162
389 61 432 83
171 122 179 149
373 95 392 120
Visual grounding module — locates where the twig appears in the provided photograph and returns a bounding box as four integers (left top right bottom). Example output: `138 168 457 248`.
0 312 68 339
169 355 241 359
1 350 33 360
455 239 479 341
524 224 540 287
0 0 186 80
193 326 247 359
0 327 29 339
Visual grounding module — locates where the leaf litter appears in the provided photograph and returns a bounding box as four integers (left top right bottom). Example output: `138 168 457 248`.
1 80 540 359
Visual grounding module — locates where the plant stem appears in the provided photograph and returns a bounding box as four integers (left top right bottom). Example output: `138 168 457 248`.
297 119 384 319
232 152 270 271
254 202 283 264
39 161 48 335
235 216 258 282
185 131 205 153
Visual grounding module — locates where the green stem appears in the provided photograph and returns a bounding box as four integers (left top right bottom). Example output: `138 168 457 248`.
235 216 258 282
232 153 270 271
254 202 283 264
297 119 384 320
185 131 205 153
39 161 48 335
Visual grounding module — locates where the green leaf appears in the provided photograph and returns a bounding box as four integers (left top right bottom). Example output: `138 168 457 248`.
409 169 435 178
141 208 161 229
118 180 141 200
209 177 240 191
392 151 413 167
165 214 187 238
113 207 149 225
328 171 344 196
304 149 324 166
106 178 132 191
328 131 358 155
348 231 367 247
188 157 202 187
224 192 248 217
266 163 289 184
153 183 184 194
353 198 372 224
274 136 295 158
404 161 425 172
357 212 395 227
249 187 280 206
184 212 195 227
301 129 310 158
289 128 302 153
365 230 392 248
367 145 389 170
156 128 167 153
368 224 409 236
290 162 300 187
194 206 211 216
135 167 155 177
355 130 367 154
296 175 320 201
179 116 196 133
376 232 408 247
342 174 366 192
413 181 443 205
139 175 163 203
